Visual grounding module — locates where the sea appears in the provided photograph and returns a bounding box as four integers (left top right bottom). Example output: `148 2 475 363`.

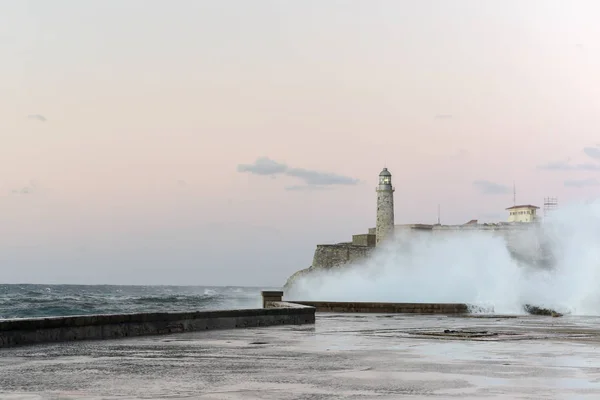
0 284 277 320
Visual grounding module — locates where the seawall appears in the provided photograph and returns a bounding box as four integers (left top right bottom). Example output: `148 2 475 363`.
0 294 315 348
265 292 470 314
290 301 469 314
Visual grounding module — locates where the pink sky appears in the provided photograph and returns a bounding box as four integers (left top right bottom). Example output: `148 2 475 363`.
2 0 600 285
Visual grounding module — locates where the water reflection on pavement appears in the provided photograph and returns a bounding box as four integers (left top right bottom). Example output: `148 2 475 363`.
2 314 600 399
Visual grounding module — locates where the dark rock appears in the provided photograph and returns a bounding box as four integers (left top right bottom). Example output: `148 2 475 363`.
523 304 563 317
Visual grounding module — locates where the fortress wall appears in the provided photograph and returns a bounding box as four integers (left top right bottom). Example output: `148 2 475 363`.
352 234 376 247
399 223 548 266
311 225 532 272
312 244 375 269
284 223 548 290
429 224 537 250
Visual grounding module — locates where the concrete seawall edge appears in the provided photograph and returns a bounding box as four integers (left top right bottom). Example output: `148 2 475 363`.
0 297 316 349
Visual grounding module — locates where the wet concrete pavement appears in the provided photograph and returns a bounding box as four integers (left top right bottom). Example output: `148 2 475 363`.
2 313 600 399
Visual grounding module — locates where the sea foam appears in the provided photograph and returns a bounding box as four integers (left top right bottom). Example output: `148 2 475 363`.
287 199 600 315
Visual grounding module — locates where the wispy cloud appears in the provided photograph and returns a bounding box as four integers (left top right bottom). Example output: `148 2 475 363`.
583 146 600 160
434 114 453 120
237 157 288 176
564 178 600 188
537 160 600 171
472 180 511 195
27 114 47 122
237 157 359 189
10 181 39 195
284 185 330 192
285 167 359 186
12 187 32 195
539 145 600 170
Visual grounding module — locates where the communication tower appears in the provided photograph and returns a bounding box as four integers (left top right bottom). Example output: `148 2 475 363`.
543 197 558 217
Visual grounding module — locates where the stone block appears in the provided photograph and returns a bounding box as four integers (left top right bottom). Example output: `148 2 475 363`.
352 234 376 247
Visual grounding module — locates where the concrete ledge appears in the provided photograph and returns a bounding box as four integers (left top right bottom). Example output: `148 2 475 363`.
288 301 469 314
266 301 316 309
0 305 315 349
262 290 284 308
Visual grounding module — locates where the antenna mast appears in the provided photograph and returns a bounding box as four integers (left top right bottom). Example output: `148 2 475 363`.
437 204 441 225
543 197 558 218
513 181 516 206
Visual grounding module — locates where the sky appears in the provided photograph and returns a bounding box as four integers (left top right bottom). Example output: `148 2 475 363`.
2 0 600 286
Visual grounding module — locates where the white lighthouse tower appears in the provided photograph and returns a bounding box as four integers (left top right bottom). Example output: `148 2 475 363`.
376 167 395 246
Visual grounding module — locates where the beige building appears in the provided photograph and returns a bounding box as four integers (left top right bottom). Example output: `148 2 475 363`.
506 204 539 223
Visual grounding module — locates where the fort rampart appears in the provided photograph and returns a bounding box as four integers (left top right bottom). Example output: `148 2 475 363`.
284 221 549 290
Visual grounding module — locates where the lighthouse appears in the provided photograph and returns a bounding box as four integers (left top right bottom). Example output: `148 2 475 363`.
376 167 395 246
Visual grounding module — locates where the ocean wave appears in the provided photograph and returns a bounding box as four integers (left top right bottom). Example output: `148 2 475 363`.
288 199 600 315
0 285 267 319
129 294 218 303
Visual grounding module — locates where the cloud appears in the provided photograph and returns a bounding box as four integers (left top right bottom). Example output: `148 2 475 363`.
537 160 600 171
237 157 288 176
538 146 600 170
5 180 41 196
564 178 600 188
285 185 330 192
285 168 359 186
537 160 571 170
472 180 510 195
583 146 600 160
237 157 359 189
11 182 38 195
434 114 453 120
27 114 47 122
12 187 32 195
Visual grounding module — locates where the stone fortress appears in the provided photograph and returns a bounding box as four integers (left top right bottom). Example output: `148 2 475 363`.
284 168 551 289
